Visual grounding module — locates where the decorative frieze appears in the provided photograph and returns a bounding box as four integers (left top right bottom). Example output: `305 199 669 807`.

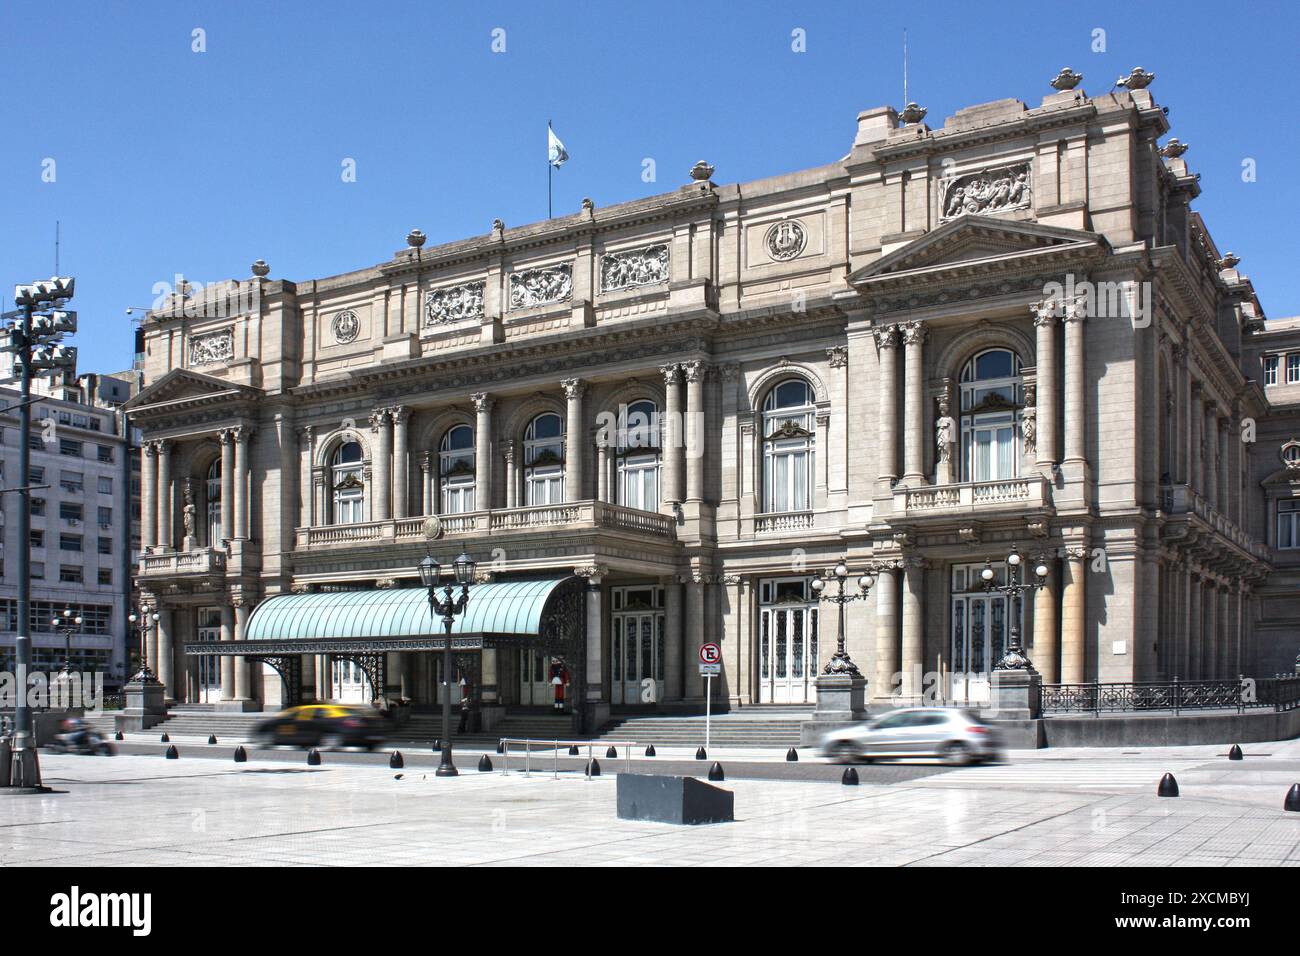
939 163 1032 220
189 328 234 366
599 244 669 293
425 281 485 325
509 264 573 310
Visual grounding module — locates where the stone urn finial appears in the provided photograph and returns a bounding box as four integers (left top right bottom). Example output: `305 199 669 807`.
1117 67 1155 90
1050 68 1083 91
1159 138 1189 158
689 160 715 183
899 102 928 125
250 259 270 278
406 229 426 249
1217 252 1240 271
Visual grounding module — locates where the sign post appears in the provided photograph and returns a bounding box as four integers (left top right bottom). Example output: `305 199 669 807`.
699 643 721 753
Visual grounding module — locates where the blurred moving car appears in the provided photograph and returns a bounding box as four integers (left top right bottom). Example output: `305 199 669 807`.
253 704 387 750
818 707 1001 766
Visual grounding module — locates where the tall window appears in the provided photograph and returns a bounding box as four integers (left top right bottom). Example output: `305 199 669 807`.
1289 354 1300 384
1263 355 1279 386
762 379 816 513
960 349 1022 482
439 424 476 514
331 441 366 524
206 458 222 545
524 413 565 505
1279 499 1300 549
616 399 661 511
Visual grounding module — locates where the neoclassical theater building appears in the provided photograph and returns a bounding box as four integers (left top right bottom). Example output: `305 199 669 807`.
127 72 1300 726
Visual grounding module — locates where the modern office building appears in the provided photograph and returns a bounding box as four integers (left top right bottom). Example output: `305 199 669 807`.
124 71 1299 728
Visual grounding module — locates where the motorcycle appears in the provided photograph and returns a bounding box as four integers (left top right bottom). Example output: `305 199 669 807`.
46 723 115 756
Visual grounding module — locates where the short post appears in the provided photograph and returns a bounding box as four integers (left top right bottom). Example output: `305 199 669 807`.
705 672 712 754
1173 675 1180 716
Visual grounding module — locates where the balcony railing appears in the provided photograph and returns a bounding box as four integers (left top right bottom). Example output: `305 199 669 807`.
1160 484 1267 560
755 511 814 533
1041 676 1300 715
296 499 675 550
138 547 226 577
896 476 1048 516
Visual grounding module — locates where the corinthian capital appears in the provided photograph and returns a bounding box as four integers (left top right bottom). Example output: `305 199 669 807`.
1031 299 1061 326
901 321 928 347
681 360 706 383
825 345 848 368
471 392 494 413
368 409 389 431
659 363 682 385
873 324 900 350
561 378 586 400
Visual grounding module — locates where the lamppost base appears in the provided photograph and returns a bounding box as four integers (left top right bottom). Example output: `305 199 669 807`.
435 744 459 777
1 741 45 792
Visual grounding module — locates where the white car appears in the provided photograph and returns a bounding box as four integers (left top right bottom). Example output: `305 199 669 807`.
819 708 1002 765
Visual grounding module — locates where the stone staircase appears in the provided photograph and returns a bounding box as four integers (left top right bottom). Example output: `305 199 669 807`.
595 707 813 749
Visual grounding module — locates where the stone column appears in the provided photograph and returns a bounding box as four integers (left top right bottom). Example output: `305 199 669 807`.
874 563 900 700
1187 572 1202 679
472 393 494 510
874 326 900 487
156 439 173 550
233 427 251 539
1033 302 1059 467
562 379 586 502
502 441 518 509
419 452 433 515
1062 303 1087 465
578 567 606 727
391 405 410 519
660 364 683 507
1201 581 1216 679
1189 386 1204 495
156 606 174 700
144 604 159 675
1060 546 1088 683
220 429 235 543
301 653 317 704
1033 562 1059 683
1217 416 1230 519
370 409 391 521
901 322 927 484
683 360 705 502
596 439 610 502
220 603 235 700
141 441 157 550
664 578 683 701
1203 404 1218 508
901 557 925 699
684 572 705 699
234 597 253 702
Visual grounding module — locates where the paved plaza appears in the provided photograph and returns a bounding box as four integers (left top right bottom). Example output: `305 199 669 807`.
3 738 1300 866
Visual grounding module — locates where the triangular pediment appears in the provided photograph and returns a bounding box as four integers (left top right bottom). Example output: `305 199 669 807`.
124 368 259 411
848 215 1107 287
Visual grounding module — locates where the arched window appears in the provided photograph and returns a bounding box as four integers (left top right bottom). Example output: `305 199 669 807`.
439 424 476 514
960 349 1022 482
762 379 816 513
331 441 366 524
616 399 661 511
524 413 565 505
206 459 222 546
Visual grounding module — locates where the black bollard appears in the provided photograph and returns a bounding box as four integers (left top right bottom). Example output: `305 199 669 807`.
478 754 493 772
208 734 218 745
1285 784 1300 813
1157 772 1179 797
165 745 178 759
586 758 601 777
568 744 580 756
606 746 618 759
1228 744 1243 761
114 731 124 741
708 761 725 781
786 747 799 762
389 751 404 769
645 744 656 757
431 738 441 752
307 748 321 766
695 746 707 760
233 746 247 763
842 767 859 786
496 739 505 754
160 732 170 742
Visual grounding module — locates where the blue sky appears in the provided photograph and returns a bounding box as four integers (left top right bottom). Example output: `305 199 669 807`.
2 0 1297 373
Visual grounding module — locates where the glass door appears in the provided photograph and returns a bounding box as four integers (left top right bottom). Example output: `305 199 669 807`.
949 564 1015 706
757 579 819 704
518 649 553 706
196 607 221 704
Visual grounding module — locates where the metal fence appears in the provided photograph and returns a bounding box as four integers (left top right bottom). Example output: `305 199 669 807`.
1041 676 1300 716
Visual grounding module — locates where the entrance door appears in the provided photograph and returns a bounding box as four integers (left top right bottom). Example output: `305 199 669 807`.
517 649 552 706
330 659 368 703
612 611 664 705
757 579 820 704
196 608 221 704
950 593 1010 706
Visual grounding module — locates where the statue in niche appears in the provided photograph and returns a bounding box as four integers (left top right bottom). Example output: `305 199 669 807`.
182 479 197 546
935 387 956 466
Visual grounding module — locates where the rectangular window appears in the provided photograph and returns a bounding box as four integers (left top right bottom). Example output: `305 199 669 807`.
98 476 113 495
98 506 113 526
97 445 114 463
32 562 44 580
31 497 46 517
98 569 112 586
1289 354 1300 385
97 536 113 555
59 534 83 552
1264 355 1280 386
1279 500 1300 550
29 466 44 485
59 471 84 493
59 438 83 457
28 434 45 451
59 502 83 522
59 565 84 584
30 530 44 549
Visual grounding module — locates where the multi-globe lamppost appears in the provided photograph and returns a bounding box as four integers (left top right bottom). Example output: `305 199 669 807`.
51 609 84 674
979 545 1049 670
419 550 476 777
1 274 76 793
810 560 875 676
127 609 161 682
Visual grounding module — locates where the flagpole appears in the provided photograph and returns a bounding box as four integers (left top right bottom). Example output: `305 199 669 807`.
548 118 552 219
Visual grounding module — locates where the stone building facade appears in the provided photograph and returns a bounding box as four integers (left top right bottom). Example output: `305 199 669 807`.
125 75 1299 723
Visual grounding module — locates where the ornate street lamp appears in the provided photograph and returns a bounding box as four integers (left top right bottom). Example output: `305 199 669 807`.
979 545 1049 670
51 609 83 673
421 550 476 777
809 560 875 676
126 609 162 683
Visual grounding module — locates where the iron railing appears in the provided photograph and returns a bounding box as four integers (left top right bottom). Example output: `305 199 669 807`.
1041 676 1300 716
